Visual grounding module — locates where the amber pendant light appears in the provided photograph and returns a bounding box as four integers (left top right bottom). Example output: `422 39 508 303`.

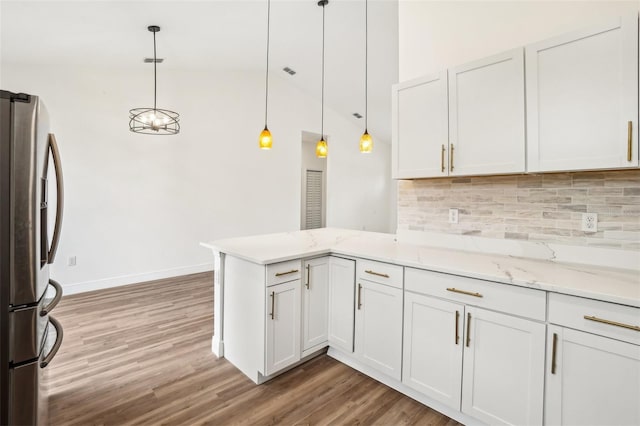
259 0 273 149
316 0 329 158
359 0 373 153
129 26 180 135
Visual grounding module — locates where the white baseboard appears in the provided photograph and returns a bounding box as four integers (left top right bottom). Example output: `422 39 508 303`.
62 263 214 295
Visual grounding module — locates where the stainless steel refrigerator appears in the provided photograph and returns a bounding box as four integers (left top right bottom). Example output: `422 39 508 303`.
1 90 64 425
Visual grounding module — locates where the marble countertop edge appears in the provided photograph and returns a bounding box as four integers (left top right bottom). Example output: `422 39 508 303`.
201 229 640 308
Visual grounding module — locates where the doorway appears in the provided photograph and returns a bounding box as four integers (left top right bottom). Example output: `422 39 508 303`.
300 131 327 230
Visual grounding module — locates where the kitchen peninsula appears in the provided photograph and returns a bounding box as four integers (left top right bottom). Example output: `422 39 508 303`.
202 228 640 426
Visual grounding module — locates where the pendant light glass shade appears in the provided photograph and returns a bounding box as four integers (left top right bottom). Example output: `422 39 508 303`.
317 0 329 158
129 26 180 135
259 0 273 149
316 138 328 158
259 127 273 149
359 0 372 152
359 130 372 153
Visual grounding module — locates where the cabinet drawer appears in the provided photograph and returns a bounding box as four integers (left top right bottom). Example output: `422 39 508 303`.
266 259 302 286
356 259 403 289
405 267 546 321
549 293 640 345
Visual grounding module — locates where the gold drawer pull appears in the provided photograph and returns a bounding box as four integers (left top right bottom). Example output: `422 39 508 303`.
446 287 483 298
466 312 471 347
357 283 362 310
450 144 455 171
455 310 460 345
365 270 390 278
551 333 558 375
628 121 633 162
275 269 299 277
270 291 275 320
584 315 640 332
440 144 446 173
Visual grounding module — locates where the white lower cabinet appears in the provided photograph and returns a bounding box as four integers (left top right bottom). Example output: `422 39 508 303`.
545 293 640 426
402 292 463 409
461 306 545 426
402 293 545 425
265 279 301 376
355 279 403 381
545 326 640 426
302 257 330 353
402 267 546 425
327 257 356 353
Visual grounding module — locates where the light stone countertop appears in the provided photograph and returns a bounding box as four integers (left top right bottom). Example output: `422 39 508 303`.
202 228 640 307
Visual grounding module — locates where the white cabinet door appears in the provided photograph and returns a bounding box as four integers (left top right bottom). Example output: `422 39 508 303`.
327 257 356 353
402 292 463 410
545 325 640 426
265 280 301 376
392 72 449 179
302 257 329 352
354 279 403 380
448 48 525 176
461 307 545 426
526 15 639 172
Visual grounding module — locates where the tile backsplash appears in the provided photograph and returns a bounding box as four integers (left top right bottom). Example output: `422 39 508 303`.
397 170 640 251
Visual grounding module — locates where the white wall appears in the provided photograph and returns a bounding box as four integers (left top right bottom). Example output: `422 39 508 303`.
2 64 391 293
399 0 639 81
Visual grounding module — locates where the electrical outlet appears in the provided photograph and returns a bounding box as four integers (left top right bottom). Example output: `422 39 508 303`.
581 213 598 233
449 208 459 224
68 256 77 266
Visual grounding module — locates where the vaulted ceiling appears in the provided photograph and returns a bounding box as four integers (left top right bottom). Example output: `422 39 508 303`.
0 0 398 143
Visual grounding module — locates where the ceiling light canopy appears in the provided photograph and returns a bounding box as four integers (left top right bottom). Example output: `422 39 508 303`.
129 25 180 135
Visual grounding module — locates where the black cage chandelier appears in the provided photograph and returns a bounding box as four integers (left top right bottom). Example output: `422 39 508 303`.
129 25 180 135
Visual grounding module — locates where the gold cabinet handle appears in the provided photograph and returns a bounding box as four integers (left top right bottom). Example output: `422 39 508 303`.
628 121 633 162
305 265 310 289
441 144 446 173
365 270 389 278
466 312 471 347
455 310 460 345
357 283 362 310
584 315 640 332
270 291 275 320
551 333 558 375
275 269 299 277
446 287 483 298
450 144 455 172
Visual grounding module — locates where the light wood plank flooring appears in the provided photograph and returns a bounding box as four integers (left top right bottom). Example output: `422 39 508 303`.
47 272 460 425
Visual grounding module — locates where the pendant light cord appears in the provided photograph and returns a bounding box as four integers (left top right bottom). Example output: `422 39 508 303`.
264 0 271 127
321 2 325 139
153 30 157 111
364 0 368 132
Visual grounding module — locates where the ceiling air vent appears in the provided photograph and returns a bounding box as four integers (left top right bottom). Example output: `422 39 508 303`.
144 58 164 63
353 112 362 119
283 67 296 75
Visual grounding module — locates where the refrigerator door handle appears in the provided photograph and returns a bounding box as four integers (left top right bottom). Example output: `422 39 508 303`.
47 133 64 264
40 279 63 316
40 316 63 368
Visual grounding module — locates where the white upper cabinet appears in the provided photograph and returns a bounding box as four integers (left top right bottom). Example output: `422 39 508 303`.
526 15 639 172
448 48 526 175
392 72 449 179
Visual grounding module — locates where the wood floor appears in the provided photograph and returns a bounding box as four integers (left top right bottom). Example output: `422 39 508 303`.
47 272 460 425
